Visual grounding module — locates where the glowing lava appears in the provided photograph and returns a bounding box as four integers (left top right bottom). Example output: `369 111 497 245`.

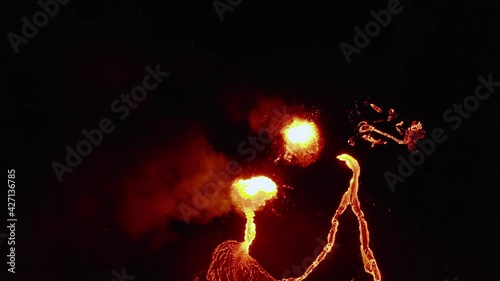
202 154 383 281
281 118 322 166
230 176 278 253
205 241 276 281
284 120 317 145
348 102 425 152
284 154 381 281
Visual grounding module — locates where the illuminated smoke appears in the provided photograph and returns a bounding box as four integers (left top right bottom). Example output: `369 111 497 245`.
248 97 288 133
115 125 234 249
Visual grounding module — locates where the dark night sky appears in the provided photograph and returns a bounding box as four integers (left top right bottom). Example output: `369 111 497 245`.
2 0 500 281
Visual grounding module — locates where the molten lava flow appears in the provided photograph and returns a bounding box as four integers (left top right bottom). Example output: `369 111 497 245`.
348 102 425 152
283 154 381 281
281 118 322 166
202 154 383 281
230 176 278 253
206 241 276 281
355 120 425 152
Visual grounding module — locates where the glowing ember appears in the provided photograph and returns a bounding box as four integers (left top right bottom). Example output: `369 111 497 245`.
281 118 322 166
202 154 383 281
230 176 278 253
370 103 383 114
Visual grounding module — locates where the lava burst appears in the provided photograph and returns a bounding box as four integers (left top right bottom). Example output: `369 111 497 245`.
230 176 278 253
281 117 322 166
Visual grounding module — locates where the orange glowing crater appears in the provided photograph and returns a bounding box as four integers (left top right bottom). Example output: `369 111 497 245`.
230 176 278 253
281 118 322 166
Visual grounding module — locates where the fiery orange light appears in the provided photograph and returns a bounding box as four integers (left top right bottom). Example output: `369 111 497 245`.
284 120 317 146
204 154 383 281
230 176 277 253
281 118 322 166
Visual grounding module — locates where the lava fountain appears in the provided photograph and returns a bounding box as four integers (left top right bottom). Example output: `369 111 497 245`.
280 117 322 166
202 154 382 281
230 176 278 253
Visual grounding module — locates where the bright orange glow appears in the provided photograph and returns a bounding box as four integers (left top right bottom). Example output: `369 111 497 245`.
284 120 317 146
204 154 383 281
231 176 278 212
230 176 277 253
281 118 322 166
234 176 278 197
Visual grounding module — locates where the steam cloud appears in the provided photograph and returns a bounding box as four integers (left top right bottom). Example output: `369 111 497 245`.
116 125 233 244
